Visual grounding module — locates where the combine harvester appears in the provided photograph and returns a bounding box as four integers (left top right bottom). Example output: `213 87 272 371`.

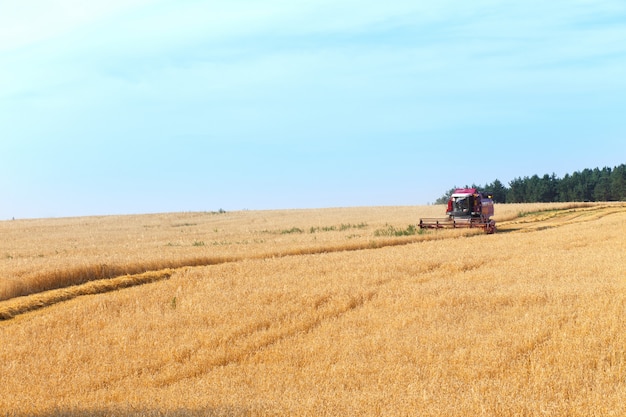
420 188 496 234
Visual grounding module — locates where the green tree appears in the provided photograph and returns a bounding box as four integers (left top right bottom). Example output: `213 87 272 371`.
507 177 527 203
611 164 626 200
593 167 612 201
556 173 568 202
485 179 507 203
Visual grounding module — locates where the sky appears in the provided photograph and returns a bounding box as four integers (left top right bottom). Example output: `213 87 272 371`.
1 0 625 219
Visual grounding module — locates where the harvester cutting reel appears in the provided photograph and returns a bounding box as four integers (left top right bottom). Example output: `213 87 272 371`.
418 217 496 234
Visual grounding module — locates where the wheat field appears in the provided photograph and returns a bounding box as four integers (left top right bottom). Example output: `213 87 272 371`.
1 203 625 416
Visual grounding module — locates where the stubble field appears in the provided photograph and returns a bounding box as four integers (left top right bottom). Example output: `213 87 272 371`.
1 202 625 416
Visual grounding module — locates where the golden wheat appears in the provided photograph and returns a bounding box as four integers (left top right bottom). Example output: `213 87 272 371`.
0 203 625 416
0 205 455 302
1 203 601 302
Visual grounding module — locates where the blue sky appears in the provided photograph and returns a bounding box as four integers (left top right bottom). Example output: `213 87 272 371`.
1 0 625 219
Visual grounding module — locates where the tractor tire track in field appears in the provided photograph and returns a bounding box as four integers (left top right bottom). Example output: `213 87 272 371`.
152 290 378 388
496 204 624 233
485 312 576 381
151 255 493 388
81 290 379 393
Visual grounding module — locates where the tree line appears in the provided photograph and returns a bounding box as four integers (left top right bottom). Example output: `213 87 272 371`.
435 164 626 204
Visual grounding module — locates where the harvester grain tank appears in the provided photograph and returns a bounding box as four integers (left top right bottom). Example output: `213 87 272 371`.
419 188 496 234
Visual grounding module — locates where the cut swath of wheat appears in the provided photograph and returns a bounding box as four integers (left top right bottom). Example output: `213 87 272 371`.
1 202 625 416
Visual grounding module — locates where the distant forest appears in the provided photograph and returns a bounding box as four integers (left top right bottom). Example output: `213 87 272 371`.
436 164 626 204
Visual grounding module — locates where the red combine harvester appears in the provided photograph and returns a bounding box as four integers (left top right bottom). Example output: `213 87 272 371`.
419 188 496 234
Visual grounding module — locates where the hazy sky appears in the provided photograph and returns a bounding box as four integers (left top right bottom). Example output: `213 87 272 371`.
2 0 625 219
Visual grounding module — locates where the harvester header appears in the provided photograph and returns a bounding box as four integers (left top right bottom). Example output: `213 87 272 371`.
420 188 496 234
